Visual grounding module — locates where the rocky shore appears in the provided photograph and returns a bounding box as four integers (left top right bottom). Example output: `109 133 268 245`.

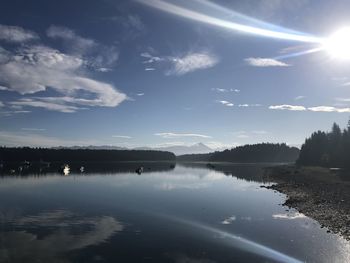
264 165 350 240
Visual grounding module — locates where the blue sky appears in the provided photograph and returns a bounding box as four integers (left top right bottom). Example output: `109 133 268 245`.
1 0 350 149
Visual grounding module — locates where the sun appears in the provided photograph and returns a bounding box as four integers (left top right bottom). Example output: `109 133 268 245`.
323 27 350 60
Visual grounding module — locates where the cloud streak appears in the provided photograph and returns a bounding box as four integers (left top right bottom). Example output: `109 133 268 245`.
167 52 219 76
269 104 350 113
0 24 39 42
269 105 306 111
112 135 132 139
141 50 219 75
245 57 290 67
155 132 212 139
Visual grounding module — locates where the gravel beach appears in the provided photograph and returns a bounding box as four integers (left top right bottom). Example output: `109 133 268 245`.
264 165 350 241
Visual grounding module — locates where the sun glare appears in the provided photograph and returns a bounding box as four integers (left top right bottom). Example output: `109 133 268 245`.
324 27 350 60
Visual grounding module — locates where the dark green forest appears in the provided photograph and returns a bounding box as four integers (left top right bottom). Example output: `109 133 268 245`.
297 122 350 168
0 147 176 163
177 143 300 163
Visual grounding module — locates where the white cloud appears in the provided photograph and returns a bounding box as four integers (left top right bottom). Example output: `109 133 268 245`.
154 132 212 139
0 24 39 43
167 52 219 75
218 100 234 107
136 93 144 96
245 57 290 67
0 44 126 112
212 88 240 93
269 104 306 111
21 128 46 132
96 67 112 72
112 135 132 139
308 106 350 113
47 25 119 69
0 85 8 90
295 95 305 100
141 52 164 63
238 104 262 107
141 50 219 75
269 104 350 113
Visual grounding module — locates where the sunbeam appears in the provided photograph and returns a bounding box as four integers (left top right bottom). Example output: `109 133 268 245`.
137 0 324 43
162 215 303 263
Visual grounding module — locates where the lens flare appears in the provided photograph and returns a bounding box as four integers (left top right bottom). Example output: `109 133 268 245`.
323 27 350 60
138 0 323 43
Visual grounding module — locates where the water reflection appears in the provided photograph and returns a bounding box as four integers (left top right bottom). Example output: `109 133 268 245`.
0 164 349 262
0 210 123 262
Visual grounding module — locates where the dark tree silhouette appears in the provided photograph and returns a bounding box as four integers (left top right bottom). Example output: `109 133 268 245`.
297 121 350 168
0 147 176 163
178 143 299 163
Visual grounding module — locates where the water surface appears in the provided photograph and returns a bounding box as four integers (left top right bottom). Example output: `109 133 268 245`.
0 163 349 262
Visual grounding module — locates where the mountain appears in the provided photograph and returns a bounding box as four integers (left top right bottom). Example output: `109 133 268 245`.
156 143 213 156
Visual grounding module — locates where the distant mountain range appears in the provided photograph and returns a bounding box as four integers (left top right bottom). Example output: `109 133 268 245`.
54 143 214 156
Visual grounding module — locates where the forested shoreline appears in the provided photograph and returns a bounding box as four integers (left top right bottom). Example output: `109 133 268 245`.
177 143 300 163
297 122 350 168
0 147 176 163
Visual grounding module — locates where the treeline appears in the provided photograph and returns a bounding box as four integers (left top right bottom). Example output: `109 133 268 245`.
0 147 176 163
177 143 300 163
297 122 350 168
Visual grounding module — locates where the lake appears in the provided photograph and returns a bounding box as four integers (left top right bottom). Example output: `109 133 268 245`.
0 163 349 263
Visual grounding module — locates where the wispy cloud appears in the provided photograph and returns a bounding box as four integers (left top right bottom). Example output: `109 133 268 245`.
0 24 39 43
136 93 144 96
167 52 219 76
218 100 234 107
0 101 4 107
212 88 240 93
10 98 82 113
47 25 119 70
270 104 350 113
112 135 132 139
0 27 127 113
141 50 219 75
269 105 306 111
0 85 8 90
21 128 46 132
245 57 290 67
308 106 350 113
154 132 212 139
238 104 262 107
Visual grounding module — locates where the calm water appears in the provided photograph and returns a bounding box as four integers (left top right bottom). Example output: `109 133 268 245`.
0 163 349 263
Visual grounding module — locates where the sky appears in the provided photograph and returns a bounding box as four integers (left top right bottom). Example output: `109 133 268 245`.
1 0 350 149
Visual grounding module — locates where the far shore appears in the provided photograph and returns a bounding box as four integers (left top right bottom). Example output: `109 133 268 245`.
264 165 350 240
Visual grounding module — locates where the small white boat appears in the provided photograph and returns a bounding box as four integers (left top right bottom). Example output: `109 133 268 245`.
63 164 70 176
